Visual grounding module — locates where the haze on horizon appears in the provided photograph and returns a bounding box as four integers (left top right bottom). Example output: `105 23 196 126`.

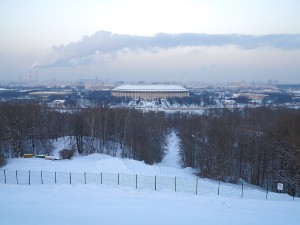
1 0 300 83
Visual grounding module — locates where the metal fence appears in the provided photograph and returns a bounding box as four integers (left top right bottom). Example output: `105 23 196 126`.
0 169 297 201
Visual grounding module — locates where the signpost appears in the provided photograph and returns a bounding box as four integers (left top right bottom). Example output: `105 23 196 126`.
277 183 284 192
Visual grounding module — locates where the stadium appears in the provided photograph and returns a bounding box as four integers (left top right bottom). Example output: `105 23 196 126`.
111 85 189 100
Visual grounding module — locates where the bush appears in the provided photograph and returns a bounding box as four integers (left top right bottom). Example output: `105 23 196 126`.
0 155 6 167
59 149 75 160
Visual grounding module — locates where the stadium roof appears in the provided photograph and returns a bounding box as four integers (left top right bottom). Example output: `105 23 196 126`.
112 85 188 92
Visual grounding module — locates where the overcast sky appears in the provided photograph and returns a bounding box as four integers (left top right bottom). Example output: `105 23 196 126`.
1 0 300 83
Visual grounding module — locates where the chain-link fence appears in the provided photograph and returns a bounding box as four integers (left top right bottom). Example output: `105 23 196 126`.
0 169 297 201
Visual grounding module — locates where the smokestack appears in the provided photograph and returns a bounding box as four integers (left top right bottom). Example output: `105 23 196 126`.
29 70 32 83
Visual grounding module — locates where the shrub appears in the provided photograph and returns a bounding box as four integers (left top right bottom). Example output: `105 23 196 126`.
59 149 75 160
0 155 6 167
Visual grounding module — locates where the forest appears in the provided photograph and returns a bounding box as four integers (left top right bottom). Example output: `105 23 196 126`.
0 103 168 165
0 102 299 196
173 107 300 196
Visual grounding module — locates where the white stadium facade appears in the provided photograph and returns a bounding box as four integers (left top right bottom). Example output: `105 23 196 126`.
111 85 189 100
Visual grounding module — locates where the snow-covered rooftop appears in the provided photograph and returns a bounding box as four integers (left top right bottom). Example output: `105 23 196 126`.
112 85 188 92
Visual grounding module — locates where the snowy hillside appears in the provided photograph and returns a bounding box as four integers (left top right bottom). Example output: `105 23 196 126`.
3 132 192 177
1 132 299 225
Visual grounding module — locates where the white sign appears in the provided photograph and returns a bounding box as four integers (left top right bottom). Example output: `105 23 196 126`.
277 183 284 191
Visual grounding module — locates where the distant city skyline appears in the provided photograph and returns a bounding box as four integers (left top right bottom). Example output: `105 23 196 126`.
1 0 300 83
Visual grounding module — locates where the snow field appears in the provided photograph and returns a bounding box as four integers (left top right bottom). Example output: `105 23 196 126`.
1 132 299 225
1 132 298 200
1 183 299 225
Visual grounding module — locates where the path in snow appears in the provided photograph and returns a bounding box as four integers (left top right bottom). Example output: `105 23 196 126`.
158 131 181 169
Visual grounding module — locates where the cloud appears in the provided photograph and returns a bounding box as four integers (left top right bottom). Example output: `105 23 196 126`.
32 30 300 69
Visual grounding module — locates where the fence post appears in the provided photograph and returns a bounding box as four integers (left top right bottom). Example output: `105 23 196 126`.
175 176 177 192
55 171 57 184
16 170 18 185
136 174 137 189
155 176 157 191
84 172 86 184
241 181 244 198
100 172 102 184
118 173 120 185
196 178 198 195
4 169 6 184
266 184 268 200
217 180 220 195
29 170 31 185
41 170 43 185
69 172 71 185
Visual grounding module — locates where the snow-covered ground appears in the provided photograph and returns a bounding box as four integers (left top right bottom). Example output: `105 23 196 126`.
1 132 299 225
2 135 192 178
157 131 181 169
3 132 192 177
1 184 299 225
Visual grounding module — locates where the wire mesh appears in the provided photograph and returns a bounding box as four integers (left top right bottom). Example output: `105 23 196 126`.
136 174 155 190
176 176 197 194
156 176 174 191
86 172 101 184
219 182 243 198
0 169 297 201
119 173 136 188
0 170 5 184
16 170 29 185
71 172 85 185
196 179 219 196
29 170 42 185
41 171 56 184
102 172 118 186
55 171 70 184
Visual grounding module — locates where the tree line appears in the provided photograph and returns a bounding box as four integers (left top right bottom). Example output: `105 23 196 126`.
0 102 168 165
0 102 299 196
173 107 300 195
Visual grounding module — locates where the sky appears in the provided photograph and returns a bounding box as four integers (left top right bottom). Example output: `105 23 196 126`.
1 0 300 83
